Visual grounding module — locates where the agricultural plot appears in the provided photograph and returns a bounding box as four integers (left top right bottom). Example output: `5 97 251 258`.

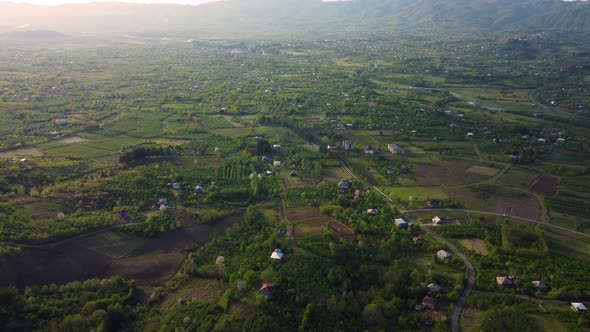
529 174 558 195
287 206 320 224
381 186 448 204
467 166 498 176
0 147 44 158
39 135 146 159
79 231 146 259
446 185 540 219
410 156 501 186
458 239 488 255
217 165 249 180
322 167 352 182
495 167 541 190
285 190 320 208
197 116 234 129
293 219 328 237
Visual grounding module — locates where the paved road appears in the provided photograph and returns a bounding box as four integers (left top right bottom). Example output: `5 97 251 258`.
422 226 476 332
402 208 590 239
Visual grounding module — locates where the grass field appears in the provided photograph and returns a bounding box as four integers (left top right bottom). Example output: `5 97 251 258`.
409 156 501 186
496 167 541 190
529 314 568 332
0 147 45 158
467 166 498 176
381 186 448 203
461 306 487 332
457 239 488 255
322 167 352 182
446 185 540 219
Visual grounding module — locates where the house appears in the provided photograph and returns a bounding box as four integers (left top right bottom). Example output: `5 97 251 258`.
387 144 406 155
363 145 375 155
353 189 362 200
157 198 168 208
422 296 438 310
172 183 181 190
437 250 452 260
273 161 281 167
367 209 379 215
50 131 62 138
412 236 425 244
537 138 546 144
261 156 271 162
270 249 284 260
259 283 278 300
427 283 443 294
571 302 588 313
327 144 338 150
342 140 354 150
556 138 565 144
531 281 549 292
265 170 273 176
432 216 451 225
195 184 203 193
467 132 475 138
273 144 282 151
395 218 408 228
496 276 516 288
338 181 350 193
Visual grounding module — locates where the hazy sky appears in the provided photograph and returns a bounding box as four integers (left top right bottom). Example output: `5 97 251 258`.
9 0 219 5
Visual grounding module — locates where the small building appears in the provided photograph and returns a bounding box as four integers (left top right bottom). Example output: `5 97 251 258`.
467 132 474 138
342 140 354 150
537 138 546 144
363 145 374 155
395 218 408 228
387 144 406 155
496 276 516 288
427 283 443 294
367 209 379 215
270 249 284 260
338 181 350 193
261 156 271 162
259 283 278 300
158 198 168 208
272 144 281 150
273 161 281 167
556 138 565 144
571 302 588 313
422 296 438 310
432 216 452 225
327 144 338 150
531 281 549 292
50 131 62 138
437 250 452 260
172 183 181 190
353 189 362 200
195 184 203 193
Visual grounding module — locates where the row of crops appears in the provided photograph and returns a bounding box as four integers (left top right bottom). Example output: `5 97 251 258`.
217 165 249 180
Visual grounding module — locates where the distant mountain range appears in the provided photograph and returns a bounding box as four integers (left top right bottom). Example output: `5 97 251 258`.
0 0 588 38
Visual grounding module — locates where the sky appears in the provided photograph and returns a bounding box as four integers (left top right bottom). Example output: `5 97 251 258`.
8 0 219 5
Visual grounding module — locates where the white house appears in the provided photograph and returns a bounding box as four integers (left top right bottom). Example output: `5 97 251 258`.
273 161 281 167
273 144 282 150
342 140 354 150
437 250 452 260
270 249 284 260
395 218 408 228
571 302 588 313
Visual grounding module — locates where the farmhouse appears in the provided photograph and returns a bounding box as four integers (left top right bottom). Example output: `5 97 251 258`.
363 145 375 155
427 283 443 294
496 276 515 288
270 249 284 260
432 216 452 225
531 281 549 292
437 250 452 260
395 218 408 228
571 302 588 313
259 283 278 300
387 144 406 154
422 296 438 310
367 209 379 215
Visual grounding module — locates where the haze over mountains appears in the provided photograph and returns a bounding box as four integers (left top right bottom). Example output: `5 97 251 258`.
0 0 589 38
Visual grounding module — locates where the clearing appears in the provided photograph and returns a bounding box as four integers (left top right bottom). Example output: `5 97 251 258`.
57 135 89 145
457 238 488 255
0 147 44 158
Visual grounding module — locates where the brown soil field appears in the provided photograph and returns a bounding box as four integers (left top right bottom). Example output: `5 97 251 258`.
17 199 56 219
0 212 242 287
446 185 540 219
323 217 355 241
414 159 499 186
0 147 44 158
280 172 317 189
529 174 559 196
222 115 244 128
152 138 191 146
293 220 328 237
160 278 227 309
57 135 89 145
287 207 320 224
